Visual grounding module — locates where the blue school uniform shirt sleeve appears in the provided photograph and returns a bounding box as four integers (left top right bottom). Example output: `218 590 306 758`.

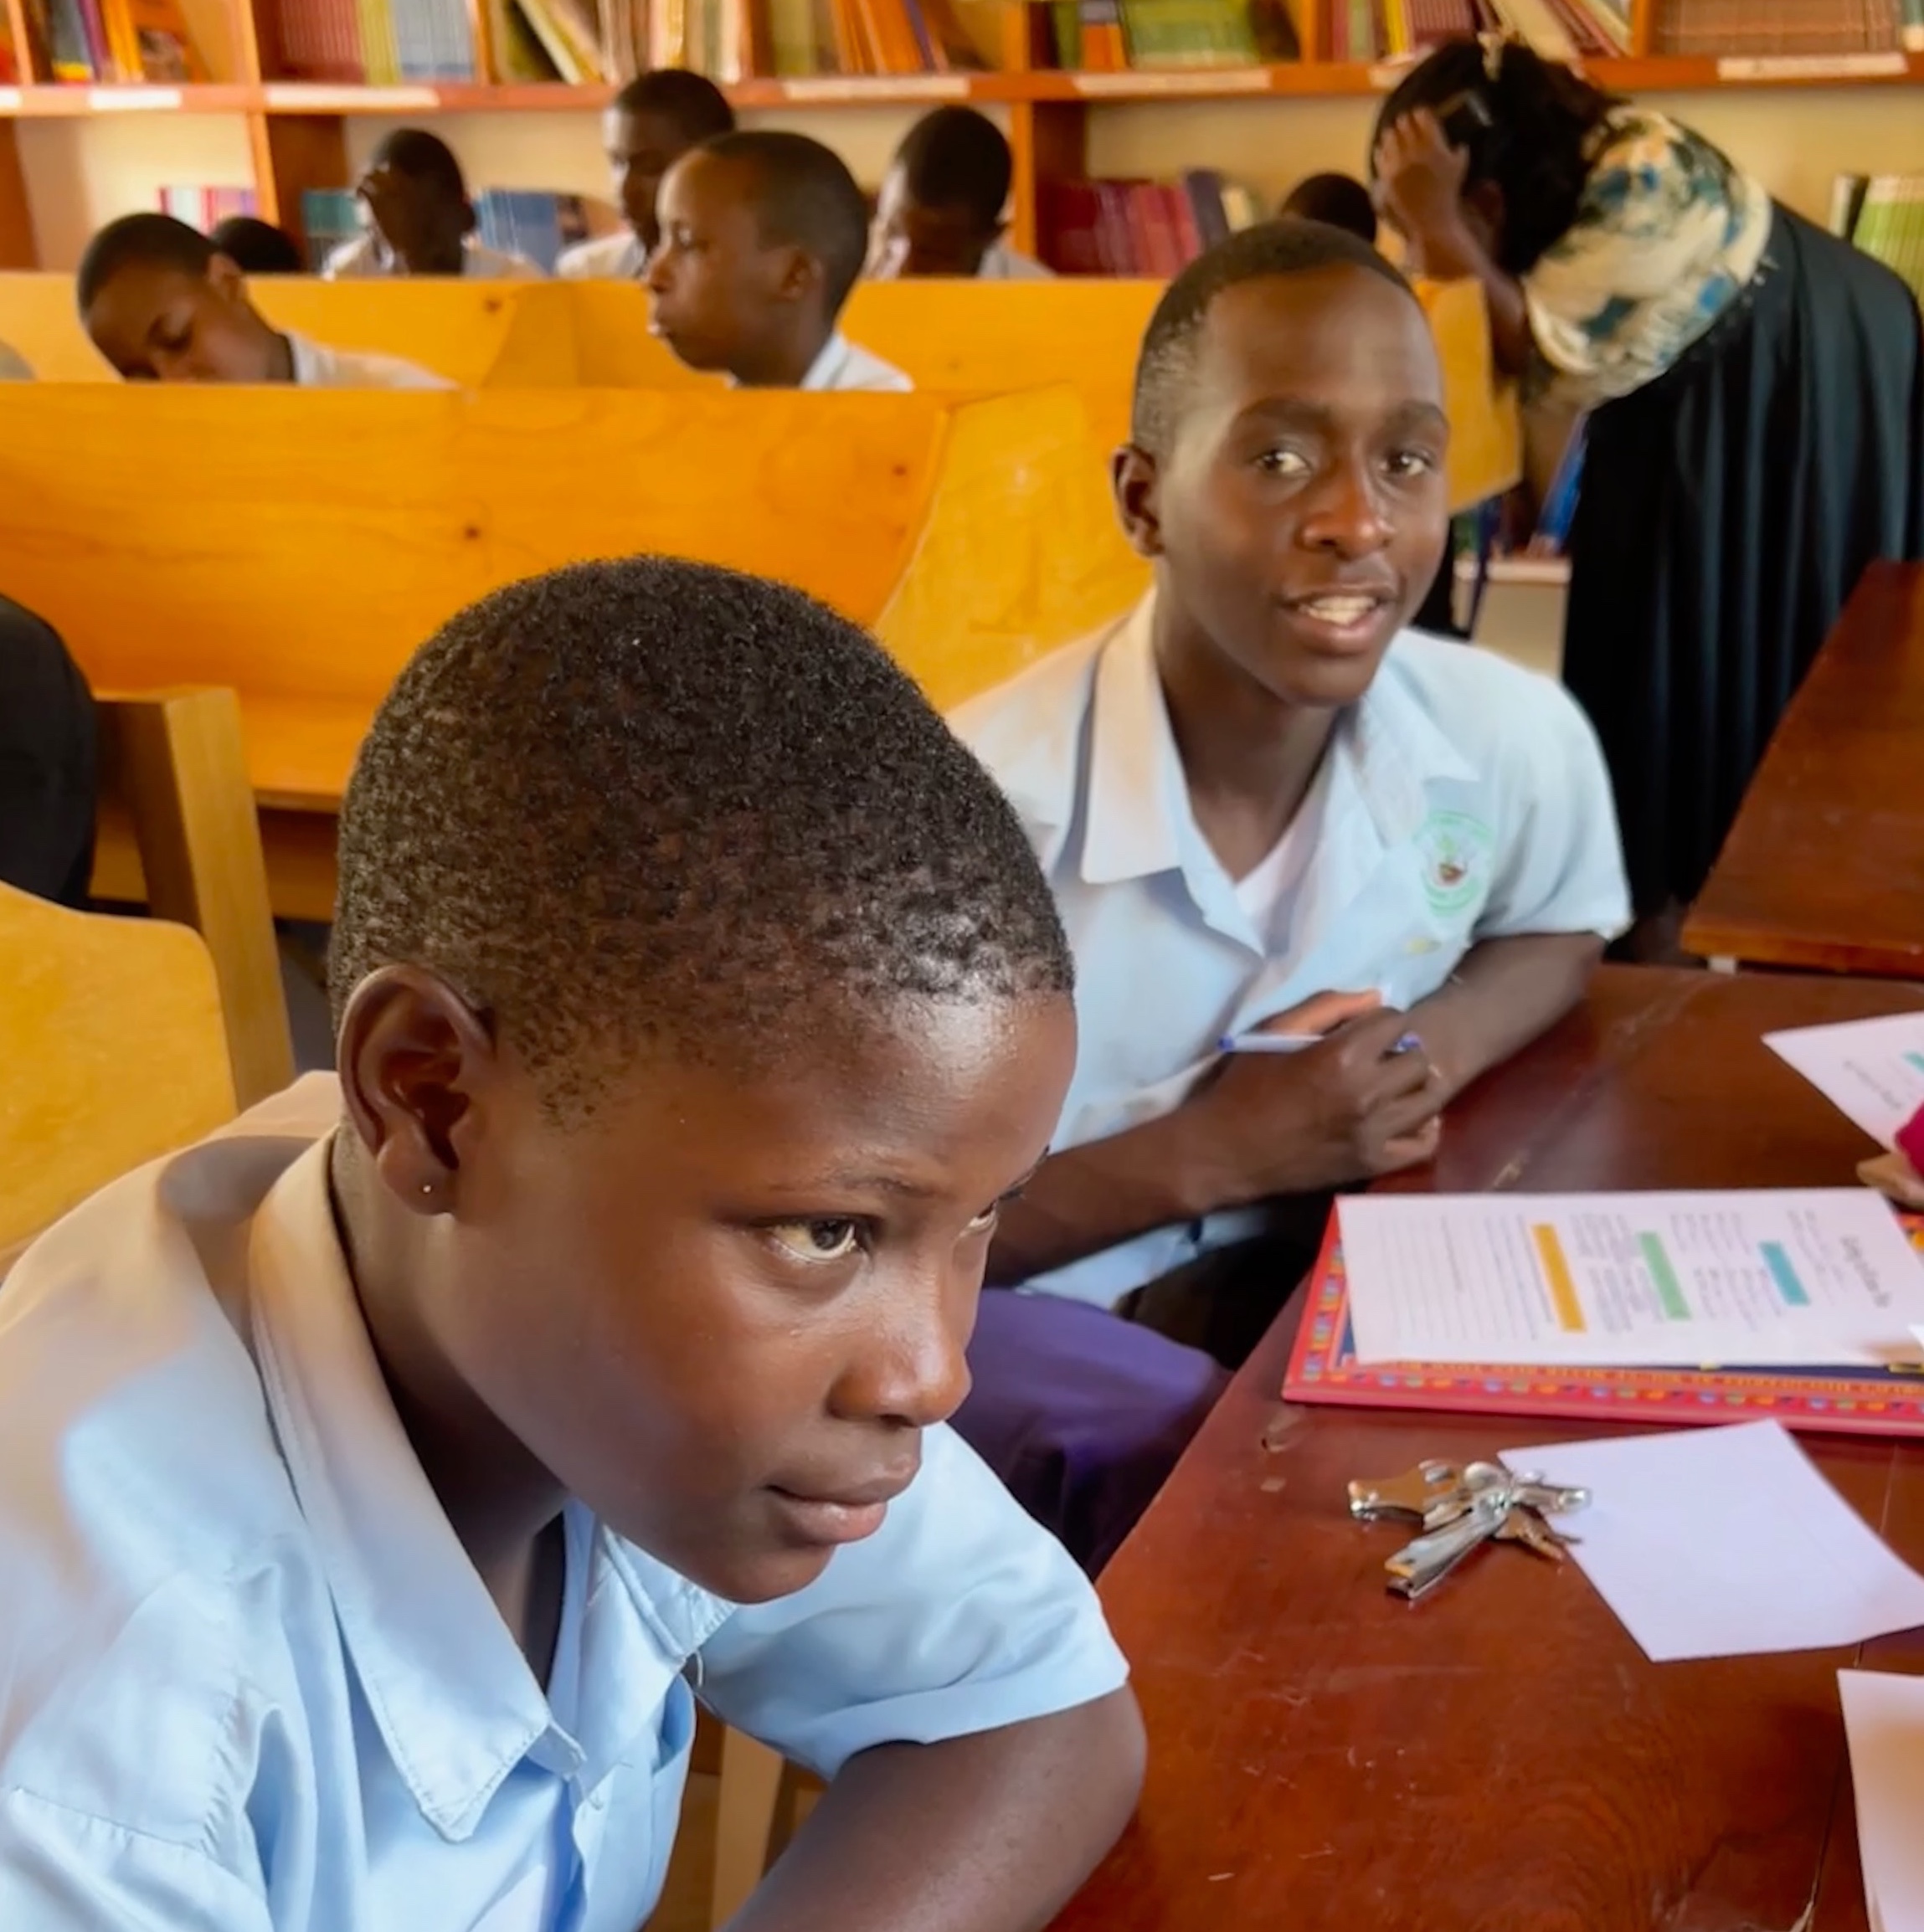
694 1424 1128 1776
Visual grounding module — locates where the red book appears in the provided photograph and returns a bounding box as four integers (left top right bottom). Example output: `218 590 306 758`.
1284 1208 1924 1438
1037 179 1105 275
1093 179 1138 274
1161 181 1202 265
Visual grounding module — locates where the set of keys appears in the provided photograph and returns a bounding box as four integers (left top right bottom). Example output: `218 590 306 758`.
1348 1459 1592 1601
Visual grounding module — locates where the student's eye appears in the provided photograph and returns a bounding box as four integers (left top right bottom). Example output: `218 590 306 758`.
765 1217 864 1262
1386 448 1440 479
1256 447 1312 478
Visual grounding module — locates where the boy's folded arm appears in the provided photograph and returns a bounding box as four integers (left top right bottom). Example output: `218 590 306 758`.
726 1688 1145 1932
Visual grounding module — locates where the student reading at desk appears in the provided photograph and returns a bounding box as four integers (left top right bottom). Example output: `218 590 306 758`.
952 220 1631 1570
80 214 451 388
0 558 1140 1929
868 106 1053 281
556 69 735 280
324 128 543 281
648 131 913 393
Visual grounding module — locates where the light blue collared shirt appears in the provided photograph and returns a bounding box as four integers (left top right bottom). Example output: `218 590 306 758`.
954 593 1631 1310
0 1080 1126 1930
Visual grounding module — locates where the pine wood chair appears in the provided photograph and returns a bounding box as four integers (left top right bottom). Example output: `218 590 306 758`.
88 686 296 1107
0 880 235 1262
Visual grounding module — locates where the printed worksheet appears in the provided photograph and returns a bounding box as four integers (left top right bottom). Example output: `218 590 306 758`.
1339 1190 1924 1369
1765 1011 1924 1151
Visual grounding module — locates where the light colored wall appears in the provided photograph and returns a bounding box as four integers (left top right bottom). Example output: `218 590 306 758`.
21 84 1924 268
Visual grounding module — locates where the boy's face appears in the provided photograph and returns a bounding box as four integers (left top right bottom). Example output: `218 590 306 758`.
362 989 1073 1605
604 106 697 252
869 163 996 278
646 151 801 373
1119 264 1450 709
85 255 279 383
358 160 469 266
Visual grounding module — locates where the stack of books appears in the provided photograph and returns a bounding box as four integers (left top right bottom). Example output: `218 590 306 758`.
1654 0 1916 55
158 185 259 229
265 0 476 81
1321 0 1628 63
1834 172 1924 302
475 189 589 271
1047 0 1297 70
26 0 207 82
1037 168 1262 275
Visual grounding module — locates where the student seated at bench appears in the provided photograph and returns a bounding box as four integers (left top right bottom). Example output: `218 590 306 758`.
0 557 1141 1929
0 593 93 908
1279 172 1378 245
649 131 912 392
869 106 1052 281
80 213 451 388
558 68 735 281
209 214 306 275
324 128 543 281
951 222 1630 1571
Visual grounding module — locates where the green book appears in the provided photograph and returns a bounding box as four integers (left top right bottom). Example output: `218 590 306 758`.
1117 0 1257 66
1050 0 1082 64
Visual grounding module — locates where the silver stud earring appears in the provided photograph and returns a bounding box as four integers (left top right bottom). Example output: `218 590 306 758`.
419 1182 435 1197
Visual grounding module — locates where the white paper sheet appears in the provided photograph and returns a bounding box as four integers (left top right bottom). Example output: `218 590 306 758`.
1766 1012 1924 1152
1499 1422 1924 1662
1839 1669 1924 1932
1338 1190 1924 1369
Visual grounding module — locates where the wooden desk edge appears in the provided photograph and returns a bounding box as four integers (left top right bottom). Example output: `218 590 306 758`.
1680 914 1924 979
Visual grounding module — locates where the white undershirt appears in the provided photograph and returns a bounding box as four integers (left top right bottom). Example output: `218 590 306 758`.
1231 763 1330 960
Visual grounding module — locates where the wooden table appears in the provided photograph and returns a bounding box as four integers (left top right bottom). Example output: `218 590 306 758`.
1685 563 1924 977
1053 964 1924 1932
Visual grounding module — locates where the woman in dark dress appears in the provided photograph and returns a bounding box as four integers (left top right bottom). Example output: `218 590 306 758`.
1371 39 1923 928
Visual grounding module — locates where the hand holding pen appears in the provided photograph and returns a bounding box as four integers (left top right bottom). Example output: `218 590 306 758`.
1188 990 1444 1201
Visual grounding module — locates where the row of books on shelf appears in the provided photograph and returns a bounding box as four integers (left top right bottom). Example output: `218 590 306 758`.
1046 0 1297 70
1834 172 1924 302
1656 0 1924 57
266 0 980 85
1323 0 1627 63
23 0 205 82
159 183 257 227
1038 168 1263 275
302 185 590 271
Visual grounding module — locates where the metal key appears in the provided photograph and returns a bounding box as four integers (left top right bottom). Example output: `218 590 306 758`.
1349 1460 1468 1530
1494 1506 1575 1563
1384 1490 1510 1600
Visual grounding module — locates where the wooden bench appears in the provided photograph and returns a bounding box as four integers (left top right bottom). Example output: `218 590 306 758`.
0 380 1139 917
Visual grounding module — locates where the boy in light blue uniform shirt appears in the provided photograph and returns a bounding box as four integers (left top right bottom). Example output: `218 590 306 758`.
0 560 1139 1929
951 221 1629 1569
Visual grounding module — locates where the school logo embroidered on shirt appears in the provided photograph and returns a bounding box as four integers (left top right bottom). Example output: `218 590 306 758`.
1416 810 1493 916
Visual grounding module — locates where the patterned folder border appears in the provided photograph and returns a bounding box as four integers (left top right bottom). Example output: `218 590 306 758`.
1283 1213 1924 1436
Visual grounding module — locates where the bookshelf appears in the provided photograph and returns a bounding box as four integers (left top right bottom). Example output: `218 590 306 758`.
0 0 1920 266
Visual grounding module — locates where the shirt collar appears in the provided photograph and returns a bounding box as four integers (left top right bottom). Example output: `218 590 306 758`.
1076 588 1479 888
800 331 853 392
284 332 323 386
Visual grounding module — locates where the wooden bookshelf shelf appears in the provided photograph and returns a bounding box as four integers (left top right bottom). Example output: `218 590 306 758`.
5 54 1916 122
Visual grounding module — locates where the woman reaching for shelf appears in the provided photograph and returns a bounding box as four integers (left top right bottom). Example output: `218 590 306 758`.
1371 39 1923 948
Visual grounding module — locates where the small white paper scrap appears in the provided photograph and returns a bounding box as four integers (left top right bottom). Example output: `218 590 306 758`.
1839 1669 1924 1932
1500 1421 1924 1663
1764 1010 1924 1151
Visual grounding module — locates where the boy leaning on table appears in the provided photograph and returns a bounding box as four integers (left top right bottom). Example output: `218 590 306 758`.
949 218 1633 1572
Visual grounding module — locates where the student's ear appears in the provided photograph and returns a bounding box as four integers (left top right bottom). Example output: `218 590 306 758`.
1112 443 1165 560
336 963 502 1217
207 252 250 308
773 244 820 306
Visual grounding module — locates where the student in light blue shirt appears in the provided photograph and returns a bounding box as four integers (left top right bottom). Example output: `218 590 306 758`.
949 221 1630 1570
0 558 1139 1930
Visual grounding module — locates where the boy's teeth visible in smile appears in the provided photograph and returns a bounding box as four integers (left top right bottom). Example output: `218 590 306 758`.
1299 594 1381 624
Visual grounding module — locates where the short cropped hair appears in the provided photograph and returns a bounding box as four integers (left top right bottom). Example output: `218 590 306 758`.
330 558 1073 1122
896 106 1011 229
368 126 467 203
697 129 871 314
1129 218 1416 453
613 67 736 141
76 212 214 312
1280 172 1377 245
210 214 306 275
